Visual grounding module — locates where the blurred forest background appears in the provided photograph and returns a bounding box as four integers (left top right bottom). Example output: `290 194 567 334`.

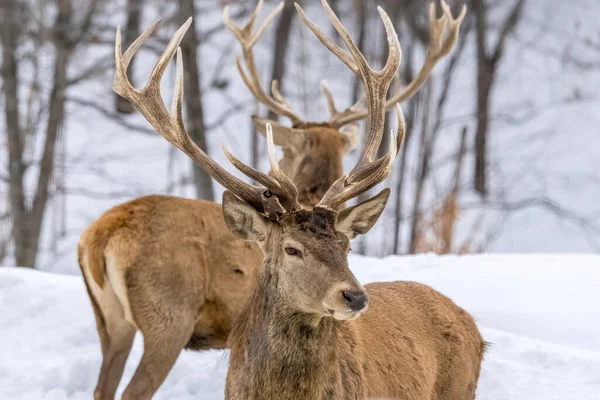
1 0 600 272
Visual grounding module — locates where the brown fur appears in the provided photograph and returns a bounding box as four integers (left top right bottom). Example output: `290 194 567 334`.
225 208 486 400
79 195 262 399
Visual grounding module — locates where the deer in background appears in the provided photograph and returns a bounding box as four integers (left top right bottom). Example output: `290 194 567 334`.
78 1 465 398
232 0 466 206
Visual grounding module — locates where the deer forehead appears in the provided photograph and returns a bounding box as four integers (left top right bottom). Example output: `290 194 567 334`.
278 211 350 253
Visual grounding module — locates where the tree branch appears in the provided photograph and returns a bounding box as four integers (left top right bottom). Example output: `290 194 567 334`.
464 197 600 237
67 96 157 135
491 0 526 64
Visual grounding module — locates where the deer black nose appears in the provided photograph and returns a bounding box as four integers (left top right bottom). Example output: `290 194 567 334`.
342 290 368 311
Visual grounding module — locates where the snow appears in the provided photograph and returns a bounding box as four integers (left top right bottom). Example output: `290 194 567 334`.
1 254 599 399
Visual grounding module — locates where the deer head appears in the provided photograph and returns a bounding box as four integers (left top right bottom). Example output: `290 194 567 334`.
223 0 464 208
112 0 408 320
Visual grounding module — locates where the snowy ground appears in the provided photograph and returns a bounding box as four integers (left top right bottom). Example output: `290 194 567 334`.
1 254 599 400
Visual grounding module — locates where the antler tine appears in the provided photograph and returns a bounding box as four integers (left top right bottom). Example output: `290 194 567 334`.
320 80 366 124
114 20 301 219
121 21 161 70
294 3 357 73
394 103 406 154
330 1 466 128
320 80 338 117
297 1 402 211
113 19 193 140
224 1 304 126
265 124 302 203
383 1 465 108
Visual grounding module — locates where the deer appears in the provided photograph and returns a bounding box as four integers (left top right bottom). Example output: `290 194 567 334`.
221 2 484 398
78 1 466 399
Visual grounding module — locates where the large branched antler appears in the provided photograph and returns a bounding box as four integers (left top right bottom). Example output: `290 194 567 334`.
224 0 304 126
113 18 302 219
325 0 466 128
296 0 406 211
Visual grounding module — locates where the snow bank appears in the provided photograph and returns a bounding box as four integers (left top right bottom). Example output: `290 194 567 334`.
1 254 599 399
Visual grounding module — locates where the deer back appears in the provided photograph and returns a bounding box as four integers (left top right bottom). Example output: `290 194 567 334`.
79 195 262 341
356 281 485 399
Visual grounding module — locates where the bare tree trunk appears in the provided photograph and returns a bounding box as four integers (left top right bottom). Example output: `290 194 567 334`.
392 46 417 254
25 0 73 268
351 0 367 104
178 0 214 201
474 60 493 196
1 0 28 266
1 0 100 267
267 0 297 122
391 98 418 254
115 0 142 114
1 0 74 268
440 126 468 254
472 0 492 197
0 216 10 263
408 80 432 254
472 0 525 197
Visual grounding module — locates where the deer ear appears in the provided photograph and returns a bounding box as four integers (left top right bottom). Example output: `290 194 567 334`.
340 123 360 153
335 188 390 240
222 191 270 242
252 115 305 150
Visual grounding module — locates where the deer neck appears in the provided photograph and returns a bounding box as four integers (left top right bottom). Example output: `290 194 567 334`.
226 265 363 400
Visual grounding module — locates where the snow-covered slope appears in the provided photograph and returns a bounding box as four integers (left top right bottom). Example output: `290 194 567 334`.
1 254 599 399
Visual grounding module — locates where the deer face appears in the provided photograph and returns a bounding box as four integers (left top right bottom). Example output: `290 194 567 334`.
253 118 359 209
222 189 390 320
273 209 363 320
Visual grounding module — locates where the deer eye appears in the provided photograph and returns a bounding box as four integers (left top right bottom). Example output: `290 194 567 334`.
285 247 302 257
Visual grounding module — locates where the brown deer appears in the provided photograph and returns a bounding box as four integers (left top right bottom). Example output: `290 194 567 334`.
79 1 465 399
221 2 484 397
221 2 484 398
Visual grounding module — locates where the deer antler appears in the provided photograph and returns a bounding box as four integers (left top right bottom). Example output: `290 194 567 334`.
113 18 301 219
224 0 304 126
326 0 466 128
320 80 365 123
296 0 406 211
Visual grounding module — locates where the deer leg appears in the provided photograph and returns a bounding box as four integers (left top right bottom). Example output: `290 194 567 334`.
93 313 136 400
121 319 194 400
119 257 202 399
